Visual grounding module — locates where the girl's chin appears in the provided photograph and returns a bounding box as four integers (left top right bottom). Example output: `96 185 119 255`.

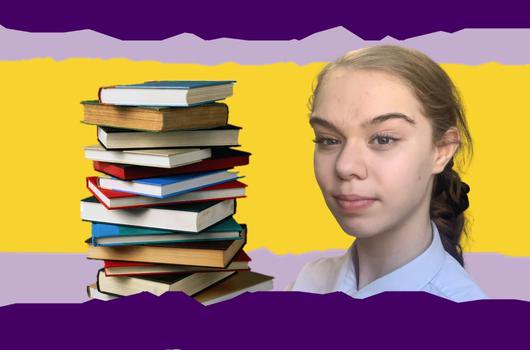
335 218 382 238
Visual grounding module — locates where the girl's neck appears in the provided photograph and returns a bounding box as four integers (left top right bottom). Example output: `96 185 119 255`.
354 213 433 290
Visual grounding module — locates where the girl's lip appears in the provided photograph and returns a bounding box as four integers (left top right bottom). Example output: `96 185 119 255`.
333 194 376 201
333 196 377 212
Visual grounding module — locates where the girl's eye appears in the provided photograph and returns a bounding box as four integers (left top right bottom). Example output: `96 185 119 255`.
313 137 341 146
370 133 399 147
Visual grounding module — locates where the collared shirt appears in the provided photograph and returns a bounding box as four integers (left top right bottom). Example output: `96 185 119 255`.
287 220 488 302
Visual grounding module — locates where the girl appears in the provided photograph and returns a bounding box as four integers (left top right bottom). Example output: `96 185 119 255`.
287 45 487 302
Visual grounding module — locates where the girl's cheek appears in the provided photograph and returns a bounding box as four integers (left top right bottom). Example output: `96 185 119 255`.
314 154 337 188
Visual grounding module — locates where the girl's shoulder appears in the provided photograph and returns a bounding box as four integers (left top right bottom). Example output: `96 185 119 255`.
426 253 488 302
288 247 353 293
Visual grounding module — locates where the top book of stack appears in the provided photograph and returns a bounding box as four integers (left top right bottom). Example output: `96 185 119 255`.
99 80 235 107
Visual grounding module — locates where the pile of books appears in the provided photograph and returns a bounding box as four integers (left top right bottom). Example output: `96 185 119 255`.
81 80 273 305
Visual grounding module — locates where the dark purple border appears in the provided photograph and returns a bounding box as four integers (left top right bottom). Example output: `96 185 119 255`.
0 292 527 349
1 0 530 40
2 3 530 348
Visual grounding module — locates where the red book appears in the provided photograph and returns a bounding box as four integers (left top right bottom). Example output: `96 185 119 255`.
94 148 250 180
86 176 247 210
103 249 252 276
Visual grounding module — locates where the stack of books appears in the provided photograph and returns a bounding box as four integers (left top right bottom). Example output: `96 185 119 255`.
81 80 273 305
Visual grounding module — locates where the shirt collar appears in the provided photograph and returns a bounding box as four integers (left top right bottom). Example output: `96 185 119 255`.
333 220 446 298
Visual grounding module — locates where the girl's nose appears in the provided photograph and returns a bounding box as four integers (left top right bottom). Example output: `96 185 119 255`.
335 140 368 181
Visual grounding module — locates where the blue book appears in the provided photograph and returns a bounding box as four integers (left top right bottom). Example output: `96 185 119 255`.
98 170 241 198
99 80 236 107
91 217 243 246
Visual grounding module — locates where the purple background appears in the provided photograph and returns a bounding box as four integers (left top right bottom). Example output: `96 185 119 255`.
1 0 530 40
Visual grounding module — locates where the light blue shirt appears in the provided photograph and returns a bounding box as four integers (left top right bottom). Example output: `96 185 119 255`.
288 220 488 302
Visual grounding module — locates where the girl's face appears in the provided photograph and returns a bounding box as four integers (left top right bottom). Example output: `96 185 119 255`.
311 68 444 238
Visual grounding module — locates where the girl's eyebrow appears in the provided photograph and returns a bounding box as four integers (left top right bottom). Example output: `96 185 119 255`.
309 116 341 132
361 113 416 128
309 113 416 130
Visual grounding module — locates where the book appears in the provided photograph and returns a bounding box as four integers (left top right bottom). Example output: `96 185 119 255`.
103 249 251 276
81 197 235 232
93 148 250 180
82 101 229 132
87 176 247 209
87 226 247 268
98 170 240 199
84 145 211 168
98 80 235 107
194 271 274 306
98 125 240 149
97 269 236 297
91 217 244 246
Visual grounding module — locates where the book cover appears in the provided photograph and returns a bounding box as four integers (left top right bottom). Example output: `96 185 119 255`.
112 80 236 90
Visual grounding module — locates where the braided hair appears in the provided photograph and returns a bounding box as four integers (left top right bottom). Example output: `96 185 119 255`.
431 159 470 266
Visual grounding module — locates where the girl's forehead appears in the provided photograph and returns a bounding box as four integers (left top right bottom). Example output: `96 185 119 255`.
314 68 425 127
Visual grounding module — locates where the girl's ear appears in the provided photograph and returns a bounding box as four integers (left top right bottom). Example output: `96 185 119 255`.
432 126 460 174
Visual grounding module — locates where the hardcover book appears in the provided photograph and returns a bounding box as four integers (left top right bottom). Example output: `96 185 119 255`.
98 125 240 149
81 197 235 232
91 217 243 246
103 249 251 276
87 226 247 268
82 100 229 131
84 145 211 168
98 80 235 107
97 269 236 297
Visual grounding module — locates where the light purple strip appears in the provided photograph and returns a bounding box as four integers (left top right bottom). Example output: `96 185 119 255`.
1 26 530 64
0 252 102 305
0 250 529 305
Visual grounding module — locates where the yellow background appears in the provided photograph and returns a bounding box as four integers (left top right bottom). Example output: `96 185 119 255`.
1 59 528 255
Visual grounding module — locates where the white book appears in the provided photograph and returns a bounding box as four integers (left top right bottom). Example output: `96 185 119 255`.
80 197 235 232
98 125 240 149
84 145 211 168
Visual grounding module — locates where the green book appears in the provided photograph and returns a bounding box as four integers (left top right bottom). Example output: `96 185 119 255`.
91 217 243 246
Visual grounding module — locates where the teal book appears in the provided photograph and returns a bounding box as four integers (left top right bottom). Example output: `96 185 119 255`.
99 80 236 107
91 217 243 246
